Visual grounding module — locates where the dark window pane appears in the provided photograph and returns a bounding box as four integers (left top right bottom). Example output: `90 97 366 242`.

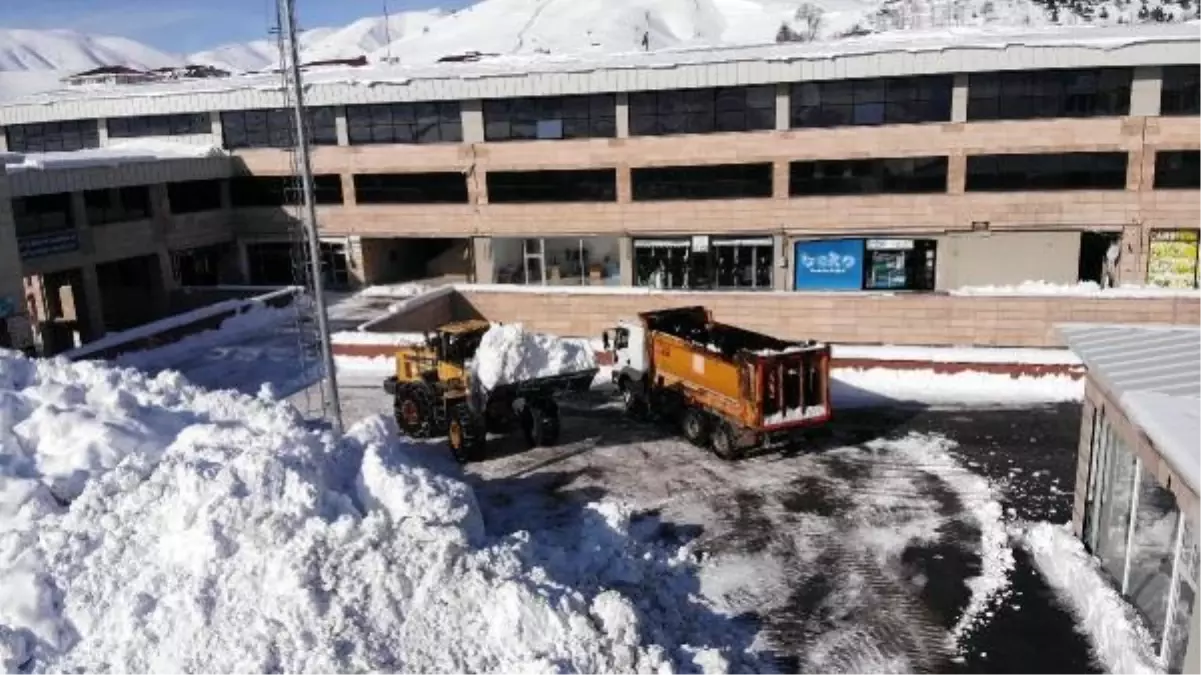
486 169 616 203
629 87 774 137
168 179 224 213
632 163 772 200
968 68 1132 121
1154 150 1200 189
5 119 100 152
353 172 468 204
1161 66 1200 116
790 157 947 196
965 152 1128 191
790 76 951 128
482 95 613 142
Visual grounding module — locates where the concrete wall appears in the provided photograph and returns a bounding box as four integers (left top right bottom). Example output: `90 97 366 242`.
359 286 1199 348
937 231 1083 288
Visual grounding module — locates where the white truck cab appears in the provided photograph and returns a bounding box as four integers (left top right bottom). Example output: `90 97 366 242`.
604 319 647 388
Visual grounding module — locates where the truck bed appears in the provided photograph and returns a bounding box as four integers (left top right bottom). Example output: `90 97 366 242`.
640 306 815 359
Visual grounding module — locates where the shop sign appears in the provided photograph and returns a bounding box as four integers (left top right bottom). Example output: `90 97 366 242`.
1147 230 1200 289
794 239 864 291
18 231 79 260
866 238 914 251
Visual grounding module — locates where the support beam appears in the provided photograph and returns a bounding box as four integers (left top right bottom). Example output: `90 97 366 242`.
334 106 350 146
619 236 634 287
615 92 630 138
775 83 790 131
1130 66 1163 117
461 99 485 143
773 234 789 291
472 236 494 284
951 73 970 123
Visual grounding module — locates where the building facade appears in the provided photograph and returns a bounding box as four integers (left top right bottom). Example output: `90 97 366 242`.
0 24 1198 346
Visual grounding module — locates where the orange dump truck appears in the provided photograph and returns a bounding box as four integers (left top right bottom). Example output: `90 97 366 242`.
605 306 832 459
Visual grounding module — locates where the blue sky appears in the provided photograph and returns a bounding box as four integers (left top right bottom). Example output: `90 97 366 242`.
6 0 474 54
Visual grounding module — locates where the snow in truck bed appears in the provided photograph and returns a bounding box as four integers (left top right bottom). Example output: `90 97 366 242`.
0 351 746 673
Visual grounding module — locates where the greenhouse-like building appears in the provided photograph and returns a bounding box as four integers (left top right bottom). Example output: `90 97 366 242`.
1062 323 1199 674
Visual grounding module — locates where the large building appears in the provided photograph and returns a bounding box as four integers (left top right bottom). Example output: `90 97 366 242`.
0 23 1197 349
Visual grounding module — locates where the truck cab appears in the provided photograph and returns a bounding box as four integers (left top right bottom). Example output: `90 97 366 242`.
605 319 647 390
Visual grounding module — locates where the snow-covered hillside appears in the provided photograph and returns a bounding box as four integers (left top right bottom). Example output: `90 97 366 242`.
0 0 1195 99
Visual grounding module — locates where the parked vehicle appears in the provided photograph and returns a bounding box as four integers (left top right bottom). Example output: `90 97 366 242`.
383 319 597 462
605 306 831 459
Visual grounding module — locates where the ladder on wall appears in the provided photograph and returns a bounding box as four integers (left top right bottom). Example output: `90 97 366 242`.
272 12 331 424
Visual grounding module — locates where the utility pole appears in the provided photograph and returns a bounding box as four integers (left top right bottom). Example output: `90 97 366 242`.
278 0 344 433
382 0 395 63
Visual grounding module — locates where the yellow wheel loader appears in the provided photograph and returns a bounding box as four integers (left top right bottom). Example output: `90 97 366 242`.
382 320 597 463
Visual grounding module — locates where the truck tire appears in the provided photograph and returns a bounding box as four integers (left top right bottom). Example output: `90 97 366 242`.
622 385 648 420
710 421 742 461
394 383 436 438
521 400 561 447
447 403 486 463
681 407 709 446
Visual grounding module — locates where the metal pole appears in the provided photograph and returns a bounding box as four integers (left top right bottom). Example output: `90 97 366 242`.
279 0 344 433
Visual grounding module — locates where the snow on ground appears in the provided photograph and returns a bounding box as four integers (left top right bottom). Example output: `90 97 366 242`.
0 351 754 673
832 344 1081 365
470 323 597 390
1017 521 1163 674
951 281 1201 297
833 367 1083 408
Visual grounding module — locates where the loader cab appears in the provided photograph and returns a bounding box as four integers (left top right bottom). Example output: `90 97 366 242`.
419 319 490 385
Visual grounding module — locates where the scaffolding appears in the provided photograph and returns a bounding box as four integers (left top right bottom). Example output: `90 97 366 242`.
272 0 344 432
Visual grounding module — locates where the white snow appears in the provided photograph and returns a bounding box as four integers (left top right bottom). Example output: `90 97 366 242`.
0 28 179 73
1018 521 1163 674
470 323 597 390
61 287 299 361
1120 391 1200 492
2 139 228 173
331 330 425 346
0 350 744 673
833 344 1082 366
833 367 1084 407
336 354 398 376
951 281 1201 298
114 303 298 373
359 282 433 298
763 404 828 424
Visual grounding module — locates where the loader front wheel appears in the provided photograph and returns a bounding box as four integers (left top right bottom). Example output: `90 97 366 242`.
681 407 709 447
710 421 742 461
447 404 486 463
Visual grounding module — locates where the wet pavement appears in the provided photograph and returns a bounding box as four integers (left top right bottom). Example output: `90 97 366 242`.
466 397 1103 674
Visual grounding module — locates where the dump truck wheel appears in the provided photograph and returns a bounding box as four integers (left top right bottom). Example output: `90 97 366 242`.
681 408 709 446
521 401 561 447
710 421 742 461
622 386 647 420
447 404 486 463
394 384 435 438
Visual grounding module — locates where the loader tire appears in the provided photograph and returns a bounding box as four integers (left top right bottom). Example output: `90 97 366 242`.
522 400 561 447
447 403 486 463
710 421 742 461
394 384 436 438
681 407 709 447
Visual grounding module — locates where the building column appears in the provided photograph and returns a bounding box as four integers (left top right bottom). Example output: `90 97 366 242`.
341 173 357 207
80 263 106 339
1130 66 1163 117
616 166 632 203
1184 607 1200 675
210 112 224 146
157 248 178 289
334 106 350 146
775 83 790 131
1119 223 1145 285
0 132 7 152
951 73 969 123
772 161 789 199
615 92 630 138
619 236 634 287
948 153 967 194
461 99 485 143
69 192 95 255
773 234 790 291
97 119 109 147
472 236 494 284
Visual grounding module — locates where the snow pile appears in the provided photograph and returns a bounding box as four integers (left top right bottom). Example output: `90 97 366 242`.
951 281 1201 297
0 351 738 673
114 302 298 372
470 323 596 390
833 367 1083 407
1017 522 1162 674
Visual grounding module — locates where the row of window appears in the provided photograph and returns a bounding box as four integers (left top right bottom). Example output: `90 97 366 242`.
10 148 1197 230
6 67 1197 152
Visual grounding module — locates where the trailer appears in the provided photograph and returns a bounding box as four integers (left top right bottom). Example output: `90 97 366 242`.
383 319 597 462
605 306 831 459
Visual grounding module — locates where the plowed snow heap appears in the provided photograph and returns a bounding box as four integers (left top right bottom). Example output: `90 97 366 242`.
0 352 745 673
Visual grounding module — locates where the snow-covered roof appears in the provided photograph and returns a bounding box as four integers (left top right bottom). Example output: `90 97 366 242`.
0 22 1196 125
2 140 233 197
1059 322 1200 492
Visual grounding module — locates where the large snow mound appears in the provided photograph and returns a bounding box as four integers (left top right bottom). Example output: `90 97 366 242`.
470 323 596 390
0 352 743 673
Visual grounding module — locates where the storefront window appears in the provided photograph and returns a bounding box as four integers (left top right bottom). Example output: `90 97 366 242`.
493 236 620 286
794 238 936 291
1127 469 1182 648
1094 426 1138 583
634 236 774 290
1147 230 1200 290
864 239 937 291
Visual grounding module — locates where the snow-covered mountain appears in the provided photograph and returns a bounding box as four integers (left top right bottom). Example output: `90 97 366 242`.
0 0 1194 97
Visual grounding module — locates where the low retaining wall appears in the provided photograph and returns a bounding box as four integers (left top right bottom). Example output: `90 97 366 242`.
65 286 302 362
